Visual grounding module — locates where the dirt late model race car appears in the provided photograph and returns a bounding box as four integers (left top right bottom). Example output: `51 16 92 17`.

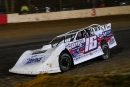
9 23 117 75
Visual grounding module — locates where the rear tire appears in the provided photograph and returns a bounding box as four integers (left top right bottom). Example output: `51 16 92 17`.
101 41 110 60
59 53 72 72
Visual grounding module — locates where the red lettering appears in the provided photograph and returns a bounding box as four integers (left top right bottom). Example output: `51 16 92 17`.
91 9 96 16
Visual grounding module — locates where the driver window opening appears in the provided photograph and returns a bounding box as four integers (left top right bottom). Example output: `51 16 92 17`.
65 34 76 42
76 30 88 40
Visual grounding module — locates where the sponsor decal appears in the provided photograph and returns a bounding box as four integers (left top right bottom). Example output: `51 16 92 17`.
109 38 115 45
107 25 111 29
24 55 45 64
103 29 112 37
73 48 101 61
66 35 98 58
103 29 113 41
91 24 111 31
98 34 103 38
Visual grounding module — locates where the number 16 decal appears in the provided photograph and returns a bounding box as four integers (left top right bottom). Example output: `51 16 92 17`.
85 36 98 52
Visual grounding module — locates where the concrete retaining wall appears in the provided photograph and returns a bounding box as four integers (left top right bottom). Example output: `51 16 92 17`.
5 6 130 23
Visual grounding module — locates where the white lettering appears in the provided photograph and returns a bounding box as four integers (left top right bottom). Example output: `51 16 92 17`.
89 36 97 50
85 38 89 52
85 36 97 52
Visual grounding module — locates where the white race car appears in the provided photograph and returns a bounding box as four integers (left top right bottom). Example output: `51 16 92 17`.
9 23 117 75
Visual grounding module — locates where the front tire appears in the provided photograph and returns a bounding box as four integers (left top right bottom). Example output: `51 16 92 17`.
59 53 72 72
101 41 110 60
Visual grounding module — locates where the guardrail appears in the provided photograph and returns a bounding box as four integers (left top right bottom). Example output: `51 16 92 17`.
0 6 130 24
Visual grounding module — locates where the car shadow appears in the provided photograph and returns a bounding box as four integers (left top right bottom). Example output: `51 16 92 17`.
110 46 124 58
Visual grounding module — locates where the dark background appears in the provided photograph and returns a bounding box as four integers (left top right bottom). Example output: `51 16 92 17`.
0 0 130 14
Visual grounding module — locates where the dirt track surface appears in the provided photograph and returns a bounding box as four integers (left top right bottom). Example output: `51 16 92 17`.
0 15 130 87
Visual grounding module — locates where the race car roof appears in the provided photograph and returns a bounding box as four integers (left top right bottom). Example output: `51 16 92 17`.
57 24 101 37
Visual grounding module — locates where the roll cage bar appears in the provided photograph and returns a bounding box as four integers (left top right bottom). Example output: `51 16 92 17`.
49 23 110 44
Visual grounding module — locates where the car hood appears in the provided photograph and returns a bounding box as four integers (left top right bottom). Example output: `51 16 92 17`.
9 43 65 75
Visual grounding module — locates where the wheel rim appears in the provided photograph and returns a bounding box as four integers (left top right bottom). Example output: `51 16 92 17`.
102 45 109 59
60 56 70 69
